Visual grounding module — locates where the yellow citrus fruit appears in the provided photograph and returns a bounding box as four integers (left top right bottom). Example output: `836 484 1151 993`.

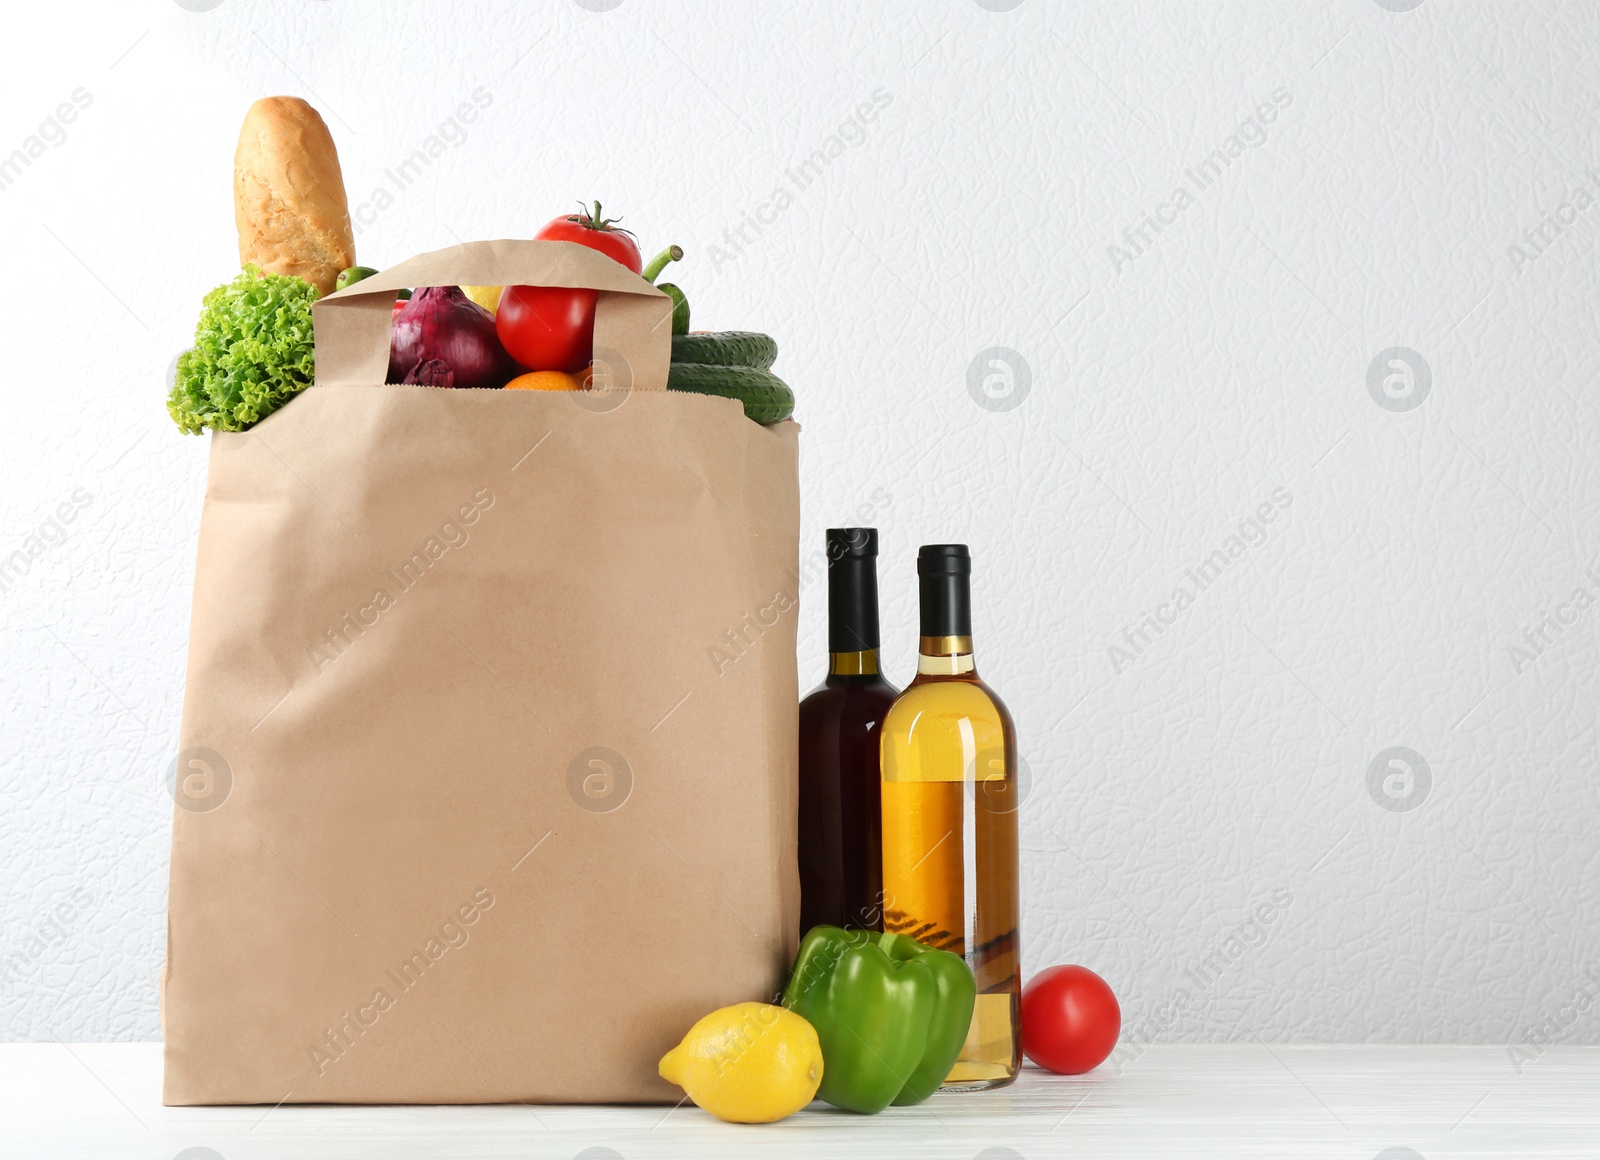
504 371 583 392
462 284 502 313
658 1002 822 1123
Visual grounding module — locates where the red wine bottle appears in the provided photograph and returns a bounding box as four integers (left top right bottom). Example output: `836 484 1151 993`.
798 528 898 933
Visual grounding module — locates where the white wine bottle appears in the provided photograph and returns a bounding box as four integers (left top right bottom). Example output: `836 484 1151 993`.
880 544 1021 1090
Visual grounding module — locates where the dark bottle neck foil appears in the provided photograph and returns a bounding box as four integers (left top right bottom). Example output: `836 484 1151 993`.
918 544 972 638
827 528 881 652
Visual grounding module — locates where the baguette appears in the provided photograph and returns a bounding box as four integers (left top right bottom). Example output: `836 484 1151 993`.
233 96 355 296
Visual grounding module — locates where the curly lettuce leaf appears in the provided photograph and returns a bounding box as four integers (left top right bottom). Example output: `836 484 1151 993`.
167 264 318 434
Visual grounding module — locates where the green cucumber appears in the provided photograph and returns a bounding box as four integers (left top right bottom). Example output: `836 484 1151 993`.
671 331 778 370
667 363 795 424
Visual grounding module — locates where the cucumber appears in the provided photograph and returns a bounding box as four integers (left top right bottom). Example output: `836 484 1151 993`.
671 330 777 370
667 363 795 424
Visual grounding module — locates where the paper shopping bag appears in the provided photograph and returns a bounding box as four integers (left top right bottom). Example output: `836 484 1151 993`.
161 240 801 1104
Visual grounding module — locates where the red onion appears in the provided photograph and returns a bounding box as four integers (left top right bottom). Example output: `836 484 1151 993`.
388 286 518 390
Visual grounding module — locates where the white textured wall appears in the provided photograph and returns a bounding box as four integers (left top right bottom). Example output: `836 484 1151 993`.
2 0 1597 1054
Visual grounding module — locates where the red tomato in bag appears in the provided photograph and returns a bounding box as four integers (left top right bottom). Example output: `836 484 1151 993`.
497 201 642 372
535 201 642 274
496 285 599 374
1020 965 1120 1075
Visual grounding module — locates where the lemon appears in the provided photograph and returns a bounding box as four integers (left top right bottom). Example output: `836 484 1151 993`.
462 284 502 313
658 1002 823 1123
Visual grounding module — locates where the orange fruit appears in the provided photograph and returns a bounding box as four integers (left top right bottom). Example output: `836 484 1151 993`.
505 370 583 392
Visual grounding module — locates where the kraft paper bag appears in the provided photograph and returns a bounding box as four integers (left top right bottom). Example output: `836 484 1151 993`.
161 240 801 1105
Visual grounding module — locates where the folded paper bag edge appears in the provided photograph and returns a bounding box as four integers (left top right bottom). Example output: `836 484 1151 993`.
314 239 671 390
319 239 669 299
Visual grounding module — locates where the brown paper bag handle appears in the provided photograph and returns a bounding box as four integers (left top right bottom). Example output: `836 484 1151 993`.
312 239 673 389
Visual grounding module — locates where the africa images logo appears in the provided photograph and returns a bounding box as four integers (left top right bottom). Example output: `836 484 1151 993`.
1367 747 1431 813
167 748 232 813
967 348 1031 412
1367 347 1430 413
567 747 633 813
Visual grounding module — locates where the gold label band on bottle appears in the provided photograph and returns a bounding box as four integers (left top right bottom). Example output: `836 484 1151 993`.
829 650 880 676
917 636 975 675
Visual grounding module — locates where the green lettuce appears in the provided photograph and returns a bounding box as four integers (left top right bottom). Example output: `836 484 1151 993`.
167 264 319 434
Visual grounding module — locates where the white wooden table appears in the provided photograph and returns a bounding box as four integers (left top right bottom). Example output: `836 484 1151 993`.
2 1043 1594 1158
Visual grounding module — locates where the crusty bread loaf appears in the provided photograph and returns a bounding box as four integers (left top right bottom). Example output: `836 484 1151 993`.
233 96 355 296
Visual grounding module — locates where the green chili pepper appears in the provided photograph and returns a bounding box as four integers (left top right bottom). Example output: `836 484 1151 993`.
640 244 683 284
780 924 976 1114
658 282 690 335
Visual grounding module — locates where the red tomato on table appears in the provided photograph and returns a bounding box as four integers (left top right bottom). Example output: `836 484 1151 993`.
1020 965 1121 1074
497 202 642 372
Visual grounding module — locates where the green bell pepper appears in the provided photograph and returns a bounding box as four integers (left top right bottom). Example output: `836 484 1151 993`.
780 924 976 1114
